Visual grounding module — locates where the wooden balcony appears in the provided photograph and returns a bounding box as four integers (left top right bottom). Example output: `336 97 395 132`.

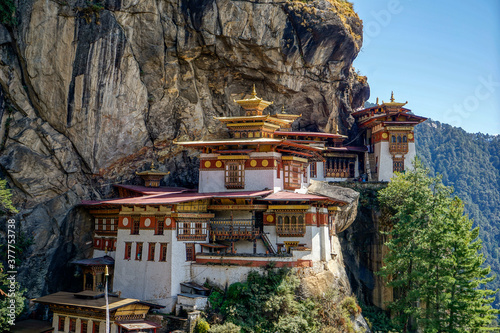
210 219 260 240
389 143 408 154
276 226 306 237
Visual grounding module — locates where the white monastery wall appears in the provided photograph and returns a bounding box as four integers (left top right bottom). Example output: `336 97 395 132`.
376 141 393 181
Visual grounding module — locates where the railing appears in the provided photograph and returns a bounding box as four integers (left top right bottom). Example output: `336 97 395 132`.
276 226 306 237
210 219 260 240
260 232 277 254
389 143 408 154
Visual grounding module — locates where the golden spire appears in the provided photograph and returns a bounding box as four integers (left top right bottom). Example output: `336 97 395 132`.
150 161 156 170
251 84 257 97
281 105 286 114
335 125 339 134
390 91 395 103
376 97 379 105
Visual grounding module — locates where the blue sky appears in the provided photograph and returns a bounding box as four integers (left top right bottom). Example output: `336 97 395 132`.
352 0 500 135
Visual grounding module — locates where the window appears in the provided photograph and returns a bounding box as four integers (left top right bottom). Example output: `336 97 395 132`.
131 218 140 235
136 242 143 261
58 316 65 331
195 222 203 235
81 320 88 333
276 213 306 236
93 322 100 333
160 243 168 262
148 243 156 261
310 162 317 178
393 158 404 173
69 318 76 333
389 133 409 154
155 217 164 235
177 220 207 241
225 161 245 189
283 161 301 190
186 243 195 261
124 242 132 260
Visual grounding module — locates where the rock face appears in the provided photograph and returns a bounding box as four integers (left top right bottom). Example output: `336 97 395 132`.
0 0 369 298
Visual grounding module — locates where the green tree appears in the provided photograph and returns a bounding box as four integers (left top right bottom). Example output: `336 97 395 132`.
0 178 17 215
378 159 498 332
0 0 16 27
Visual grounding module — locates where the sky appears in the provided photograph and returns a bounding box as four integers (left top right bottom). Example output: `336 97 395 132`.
352 0 500 135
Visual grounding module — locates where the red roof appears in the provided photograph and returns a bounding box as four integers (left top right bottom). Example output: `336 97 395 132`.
81 190 273 206
275 131 345 139
262 191 331 202
114 184 192 195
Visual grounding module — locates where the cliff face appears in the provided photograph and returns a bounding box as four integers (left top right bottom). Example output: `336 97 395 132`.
0 0 368 297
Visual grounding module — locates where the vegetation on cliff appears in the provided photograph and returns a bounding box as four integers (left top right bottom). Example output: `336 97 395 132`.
203 267 364 333
0 179 24 331
378 160 498 332
415 120 500 309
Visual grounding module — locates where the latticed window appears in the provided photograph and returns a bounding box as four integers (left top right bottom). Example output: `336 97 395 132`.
69 318 76 333
276 213 306 236
148 243 156 261
81 320 88 333
93 321 100 333
136 242 143 261
389 133 409 154
131 218 140 235
185 243 195 261
177 220 207 240
155 217 164 235
225 161 245 189
310 162 317 178
283 161 301 190
58 317 65 331
124 242 132 260
393 158 405 173
160 243 168 262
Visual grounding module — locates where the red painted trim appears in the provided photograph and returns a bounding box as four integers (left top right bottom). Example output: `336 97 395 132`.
195 258 313 268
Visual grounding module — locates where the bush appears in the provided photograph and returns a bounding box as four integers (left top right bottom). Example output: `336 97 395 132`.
208 322 241 333
195 318 210 333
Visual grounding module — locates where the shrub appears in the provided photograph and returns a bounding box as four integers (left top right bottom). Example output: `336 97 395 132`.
208 322 241 333
195 318 210 333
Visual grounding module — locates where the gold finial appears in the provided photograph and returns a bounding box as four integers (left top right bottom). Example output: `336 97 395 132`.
336 125 339 134
150 161 156 170
251 84 257 97
105 265 109 277
390 91 395 103
376 97 379 105
281 105 286 114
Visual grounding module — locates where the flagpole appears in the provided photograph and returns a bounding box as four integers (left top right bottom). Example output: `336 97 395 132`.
105 265 110 333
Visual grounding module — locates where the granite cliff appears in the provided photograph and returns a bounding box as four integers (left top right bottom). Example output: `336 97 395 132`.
0 0 369 298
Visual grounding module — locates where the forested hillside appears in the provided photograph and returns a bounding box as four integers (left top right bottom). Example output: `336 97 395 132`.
415 120 500 308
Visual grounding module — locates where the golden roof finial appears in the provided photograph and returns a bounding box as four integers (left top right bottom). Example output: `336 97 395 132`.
390 91 395 103
281 105 287 114
336 125 339 134
251 84 257 97
376 97 379 105
150 161 156 170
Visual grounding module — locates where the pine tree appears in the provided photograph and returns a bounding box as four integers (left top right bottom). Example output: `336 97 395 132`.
378 159 498 332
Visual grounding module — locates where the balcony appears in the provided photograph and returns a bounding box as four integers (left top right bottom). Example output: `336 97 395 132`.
210 219 260 240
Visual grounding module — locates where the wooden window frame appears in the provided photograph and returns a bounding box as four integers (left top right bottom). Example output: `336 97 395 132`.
283 161 301 190
393 157 405 173
92 321 100 333
185 243 196 262
131 218 140 235
276 213 306 236
81 320 88 333
155 217 164 235
58 316 65 331
69 318 76 333
136 242 143 261
148 243 156 261
310 162 317 178
124 242 132 260
159 243 168 262
225 161 245 189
